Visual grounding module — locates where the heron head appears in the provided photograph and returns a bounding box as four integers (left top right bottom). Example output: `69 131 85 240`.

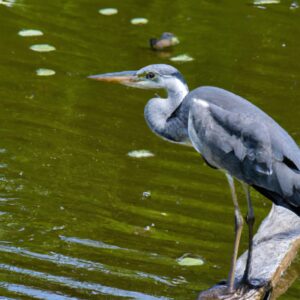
88 64 187 91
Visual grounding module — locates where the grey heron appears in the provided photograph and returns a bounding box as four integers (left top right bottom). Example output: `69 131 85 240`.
89 64 300 292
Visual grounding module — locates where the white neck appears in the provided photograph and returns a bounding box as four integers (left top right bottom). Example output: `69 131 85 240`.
144 78 189 142
165 77 189 104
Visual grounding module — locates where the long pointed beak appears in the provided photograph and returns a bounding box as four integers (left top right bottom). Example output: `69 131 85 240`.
88 70 137 84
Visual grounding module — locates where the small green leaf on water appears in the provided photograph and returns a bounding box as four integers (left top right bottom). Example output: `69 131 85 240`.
30 44 56 52
99 8 118 15
127 150 154 158
290 1 299 9
253 0 280 4
36 68 56 76
177 255 204 266
0 0 15 8
170 54 194 62
130 18 148 25
171 36 180 45
18 29 43 37
142 191 151 198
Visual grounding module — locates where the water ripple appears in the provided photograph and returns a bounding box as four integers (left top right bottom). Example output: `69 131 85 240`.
0 244 173 286
0 264 172 300
60 235 123 250
0 282 78 300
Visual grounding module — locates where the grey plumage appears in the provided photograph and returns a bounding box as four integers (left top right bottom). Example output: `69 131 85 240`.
89 63 300 291
137 66 300 216
89 64 300 215
162 85 300 215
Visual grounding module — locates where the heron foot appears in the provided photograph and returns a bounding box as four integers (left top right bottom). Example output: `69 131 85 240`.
236 280 264 293
216 279 263 295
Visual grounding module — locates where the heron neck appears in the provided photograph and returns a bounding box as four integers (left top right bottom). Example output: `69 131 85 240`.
166 78 189 106
144 80 189 143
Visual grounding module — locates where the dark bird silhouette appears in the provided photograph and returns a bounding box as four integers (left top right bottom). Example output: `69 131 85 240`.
150 32 179 50
89 64 300 292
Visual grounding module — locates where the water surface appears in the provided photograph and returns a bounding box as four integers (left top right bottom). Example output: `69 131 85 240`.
0 0 299 299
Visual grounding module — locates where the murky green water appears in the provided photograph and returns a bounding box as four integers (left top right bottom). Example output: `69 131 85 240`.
0 0 299 299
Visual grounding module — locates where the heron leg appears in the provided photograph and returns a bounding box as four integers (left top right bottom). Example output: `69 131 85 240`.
225 173 244 293
241 183 255 285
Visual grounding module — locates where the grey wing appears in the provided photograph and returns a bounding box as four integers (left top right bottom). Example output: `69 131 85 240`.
188 98 300 212
186 86 300 170
188 99 273 182
187 94 300 214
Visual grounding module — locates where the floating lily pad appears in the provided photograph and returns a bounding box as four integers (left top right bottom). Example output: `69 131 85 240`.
290 1 299 9
130 18 148 25
0 0 15 7
52 225 65 231
99 8 118 15
127 150 154 158
142 191 151 198
253 0 280 4
256 5 267 9
170 54 194 62
144 225 151 231
30 44 56 52
177 254 204 266
18 29 43 37
36 68 56 76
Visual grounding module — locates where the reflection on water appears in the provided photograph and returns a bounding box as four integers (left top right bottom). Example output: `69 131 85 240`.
0 0 299 299
0 264 171 300
0 282 77 300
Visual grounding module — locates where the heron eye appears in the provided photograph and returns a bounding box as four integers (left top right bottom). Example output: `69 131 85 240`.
146 72 156 79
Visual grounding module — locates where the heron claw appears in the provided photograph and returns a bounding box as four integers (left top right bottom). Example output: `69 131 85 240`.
237 280 264 292
216 278 263 294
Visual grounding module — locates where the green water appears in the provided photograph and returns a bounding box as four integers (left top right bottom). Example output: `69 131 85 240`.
0 0 299 299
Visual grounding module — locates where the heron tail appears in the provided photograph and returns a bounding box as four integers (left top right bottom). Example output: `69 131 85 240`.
252 185 300 216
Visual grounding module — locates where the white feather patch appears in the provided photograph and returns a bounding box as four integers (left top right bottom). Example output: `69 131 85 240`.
193 98 209 108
